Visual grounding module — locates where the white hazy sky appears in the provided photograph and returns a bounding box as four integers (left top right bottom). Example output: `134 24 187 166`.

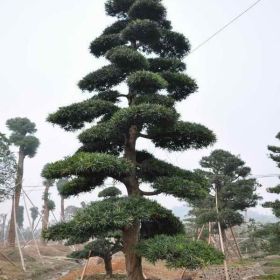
0 0 279 224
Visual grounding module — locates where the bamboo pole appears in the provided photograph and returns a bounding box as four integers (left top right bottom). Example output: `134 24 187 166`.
197 224 205 240
13 195 26 272
80 250 92 280
208 222 211 245
215 187 229 280
22 193 44 263
0 251 18 268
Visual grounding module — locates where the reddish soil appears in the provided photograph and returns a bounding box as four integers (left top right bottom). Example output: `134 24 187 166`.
60 253 185 280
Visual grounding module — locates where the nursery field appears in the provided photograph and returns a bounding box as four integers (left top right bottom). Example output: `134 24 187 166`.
2 244 280 280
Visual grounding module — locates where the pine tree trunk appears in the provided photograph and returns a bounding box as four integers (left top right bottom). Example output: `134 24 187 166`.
123 222 145 280
122 123 145 280
41 184 50 245
104 256 113 278
8 149 25 247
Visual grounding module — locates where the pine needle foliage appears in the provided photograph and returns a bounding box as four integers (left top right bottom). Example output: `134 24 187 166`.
43 0 220 277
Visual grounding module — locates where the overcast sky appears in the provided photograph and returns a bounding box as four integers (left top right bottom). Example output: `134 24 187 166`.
0 0 279 224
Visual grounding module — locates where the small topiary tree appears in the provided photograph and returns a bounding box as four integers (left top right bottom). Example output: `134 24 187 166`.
188 149 260 256
6 117 39 246
42 1 220 278
69 232 123 278
263 132 280 217
30 206 39 231
98 186 122 198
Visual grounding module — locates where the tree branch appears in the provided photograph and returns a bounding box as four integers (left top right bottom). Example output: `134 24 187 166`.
139 133 151 139
118 94 128 98
140 189 161 196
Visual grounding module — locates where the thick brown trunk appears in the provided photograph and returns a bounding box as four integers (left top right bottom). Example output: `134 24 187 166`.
123 222 145 280
104 256 113 278
122 88 145 279
8 149 25 247
41 184 50 245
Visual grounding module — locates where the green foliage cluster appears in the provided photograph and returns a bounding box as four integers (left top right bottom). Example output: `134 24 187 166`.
147 121 216 151
42 152 133 180
106 46 149 71
6 118 39 158
68 234 122 260
137 235 224 269
0 133 16 202
128 0 166 22
98 187 122 198
127 70 167 93
90 34 125 57
43 197 184 243
148 57 186 72
79 65 126 92
48 99 118 131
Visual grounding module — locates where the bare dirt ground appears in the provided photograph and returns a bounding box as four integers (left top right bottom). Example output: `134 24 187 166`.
60 253 193 280
0 244 279 280
0 243 79 280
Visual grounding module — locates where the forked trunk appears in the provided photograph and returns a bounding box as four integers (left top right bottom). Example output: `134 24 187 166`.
123 222 145 280
104 256 113 278
8 149 25 247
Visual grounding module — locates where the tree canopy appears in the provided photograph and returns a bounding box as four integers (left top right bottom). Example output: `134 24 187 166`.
189 150 260 229
6 118 39 158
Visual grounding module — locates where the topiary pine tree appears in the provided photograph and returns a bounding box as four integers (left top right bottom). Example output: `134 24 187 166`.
42 1 218 279
263 132 280 217
6 117 40 246
68 234 123 278
190 150 260 237
30 206 39 231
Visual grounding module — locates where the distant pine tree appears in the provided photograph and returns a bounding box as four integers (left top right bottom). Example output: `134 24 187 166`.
263 132 280 217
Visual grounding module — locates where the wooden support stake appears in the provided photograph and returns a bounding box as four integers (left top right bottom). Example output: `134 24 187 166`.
230 226 242 260
197 224 205 240
22 193 44 263
0 251 18 268
80 250 91 280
